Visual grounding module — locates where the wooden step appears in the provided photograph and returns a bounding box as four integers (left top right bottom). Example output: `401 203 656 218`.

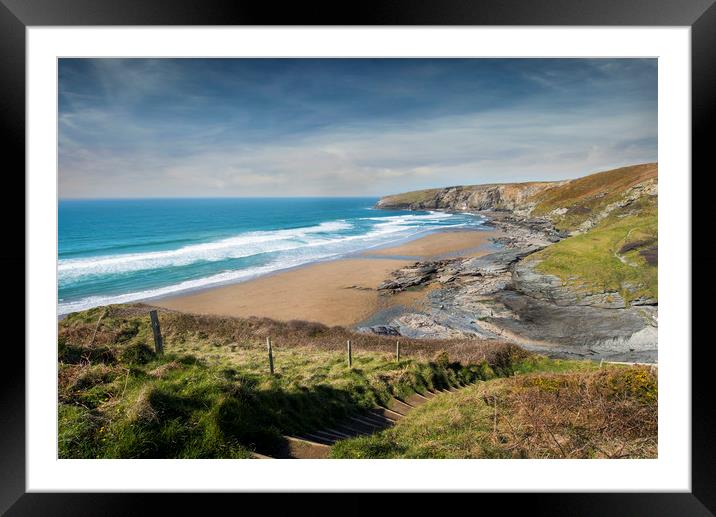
276 436 331 459
333 421 365 438
403 393 428 407
386 398 413 415
310 430 343 444
297 432 335 446
323 426 353 439
356 412 394 428
372 407 403 421
345 416 385 434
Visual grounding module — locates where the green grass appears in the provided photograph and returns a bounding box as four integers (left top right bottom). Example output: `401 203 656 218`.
58 306 529 458
527 195 657 303
377 188 442 207
331 362 657 459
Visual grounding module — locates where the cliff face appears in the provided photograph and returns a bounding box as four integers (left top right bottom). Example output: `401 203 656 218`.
375 181 561 213
375 163 658 234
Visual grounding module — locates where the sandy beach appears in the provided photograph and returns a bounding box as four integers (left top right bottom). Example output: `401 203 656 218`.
364 229 496 258
155 229 496 326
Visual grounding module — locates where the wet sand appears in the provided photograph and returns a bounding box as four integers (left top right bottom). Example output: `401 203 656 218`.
155 229 496 326
364 229 495 258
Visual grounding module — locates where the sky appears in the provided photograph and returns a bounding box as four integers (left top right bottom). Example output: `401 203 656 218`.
58 58 657 198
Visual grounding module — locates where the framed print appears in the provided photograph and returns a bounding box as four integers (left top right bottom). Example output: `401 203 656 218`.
2 0 709 514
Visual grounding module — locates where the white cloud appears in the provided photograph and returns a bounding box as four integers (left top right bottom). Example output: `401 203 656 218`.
59 93 656 198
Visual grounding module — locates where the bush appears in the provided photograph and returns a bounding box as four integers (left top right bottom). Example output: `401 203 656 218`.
120 342 156 364
433 351 450 368
58 339 116 365
114 320 141 342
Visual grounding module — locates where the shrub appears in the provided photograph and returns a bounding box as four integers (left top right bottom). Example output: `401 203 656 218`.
120 342 156 364
114 320 141 342
433 351 450 368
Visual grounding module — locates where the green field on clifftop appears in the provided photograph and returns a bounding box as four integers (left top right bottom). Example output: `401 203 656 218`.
529 191 657 304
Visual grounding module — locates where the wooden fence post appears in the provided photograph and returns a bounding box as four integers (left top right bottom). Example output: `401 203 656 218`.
492 395 498 442
267 336 274 375
149 310 163 355
347 340 352 368
396 340 400 362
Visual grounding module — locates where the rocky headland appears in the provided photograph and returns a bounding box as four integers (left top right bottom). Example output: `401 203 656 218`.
359 163 659 362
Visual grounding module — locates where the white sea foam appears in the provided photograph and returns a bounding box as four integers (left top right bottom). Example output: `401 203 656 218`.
58 220 353 281
59 212 466 282
58 211 484 314
58 259 305 315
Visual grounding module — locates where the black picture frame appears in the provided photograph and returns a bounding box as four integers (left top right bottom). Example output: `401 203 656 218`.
1 0 708 514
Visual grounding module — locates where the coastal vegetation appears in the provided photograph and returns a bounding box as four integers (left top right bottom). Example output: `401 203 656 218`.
332 362 657 459
529 195 657 303
58 305 527 458
529 163 657 232
526 164 658 304
57 305 656 459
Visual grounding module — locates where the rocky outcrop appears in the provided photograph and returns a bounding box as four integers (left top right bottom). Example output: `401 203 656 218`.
512 260 629 309
478 210 567 247
377 247 541 293
377 262 447 291
360 231 657 362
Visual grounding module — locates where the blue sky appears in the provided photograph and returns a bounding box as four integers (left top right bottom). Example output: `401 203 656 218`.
58 58 657 198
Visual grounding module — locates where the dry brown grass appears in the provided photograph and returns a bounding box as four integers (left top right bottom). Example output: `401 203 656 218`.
333 365 657 459
488 366 657 458
64 303 526 367
147 361 182 378
531 163 657 213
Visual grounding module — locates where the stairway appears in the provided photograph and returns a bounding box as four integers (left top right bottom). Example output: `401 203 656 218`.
253 381 478 459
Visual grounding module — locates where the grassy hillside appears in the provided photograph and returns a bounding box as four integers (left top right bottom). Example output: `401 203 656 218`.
530 162 657 232
332 360 657 459
58 305 529 458
59 305 655 459
528 183 657 303
378 187 443 207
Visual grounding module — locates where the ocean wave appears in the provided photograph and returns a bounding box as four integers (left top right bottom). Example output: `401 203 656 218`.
58 220 353 281
58 213 470 282
58 210 485 313
58 259 307 315
361 211 454 223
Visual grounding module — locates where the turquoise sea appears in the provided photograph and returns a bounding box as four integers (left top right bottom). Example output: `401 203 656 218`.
58 198 486 315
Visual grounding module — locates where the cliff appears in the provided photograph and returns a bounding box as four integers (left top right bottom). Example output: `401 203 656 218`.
375 181 562 213
367 163 659 355
375 163 658 233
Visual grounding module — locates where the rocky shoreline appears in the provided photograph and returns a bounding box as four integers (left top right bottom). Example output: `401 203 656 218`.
357 210 658 363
